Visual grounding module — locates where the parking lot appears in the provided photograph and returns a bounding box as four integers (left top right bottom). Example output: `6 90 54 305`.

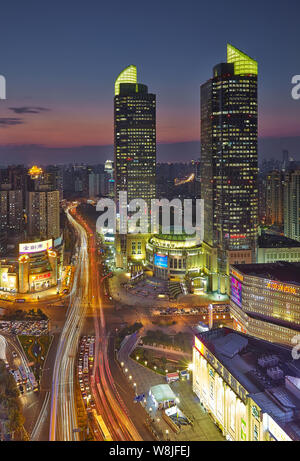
0 320 49 336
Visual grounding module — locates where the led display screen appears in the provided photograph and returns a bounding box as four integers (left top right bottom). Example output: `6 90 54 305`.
231 276 242 308
154 254 168 268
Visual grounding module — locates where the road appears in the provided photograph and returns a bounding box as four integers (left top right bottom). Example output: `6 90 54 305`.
49 207 89 441
76 209 143 441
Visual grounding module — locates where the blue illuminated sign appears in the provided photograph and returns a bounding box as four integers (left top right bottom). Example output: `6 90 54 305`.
154 254 168 268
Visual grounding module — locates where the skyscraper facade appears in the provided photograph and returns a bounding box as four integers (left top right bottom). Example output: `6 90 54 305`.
265 170 284 227
284 169 300 241
26 167 60 240
200 44 258 289
27 190 60 240
114 65 156 213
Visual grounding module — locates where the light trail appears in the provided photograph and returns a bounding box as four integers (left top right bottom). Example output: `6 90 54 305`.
0 334 7 361
49 207 89 441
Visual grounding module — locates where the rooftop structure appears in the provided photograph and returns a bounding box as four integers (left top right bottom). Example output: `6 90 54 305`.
193 328 300 441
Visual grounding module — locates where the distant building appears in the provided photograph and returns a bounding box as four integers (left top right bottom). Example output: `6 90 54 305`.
0 190 23 234
193 328 300 441
230 262 300 346
257 233 300 263
284 169 300 242
265 170 284 227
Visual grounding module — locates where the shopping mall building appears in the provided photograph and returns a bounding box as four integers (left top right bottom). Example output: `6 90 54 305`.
193 328 300 441
114 231 221 292
229 262 300 346
0 236 64 294
145 233 221 291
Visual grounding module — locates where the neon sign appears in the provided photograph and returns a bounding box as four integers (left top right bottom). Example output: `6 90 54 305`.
266 282 296 295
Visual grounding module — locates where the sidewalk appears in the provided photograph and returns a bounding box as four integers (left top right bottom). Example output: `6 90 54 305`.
117 334 224 441
109 271 228 309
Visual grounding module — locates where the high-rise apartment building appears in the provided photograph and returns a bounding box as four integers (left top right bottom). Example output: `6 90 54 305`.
0 190 23 234
265 170 284 227
27 190 60 240
284 169 300 241
200 44 258 289
114 65 156 212
26 167 60 240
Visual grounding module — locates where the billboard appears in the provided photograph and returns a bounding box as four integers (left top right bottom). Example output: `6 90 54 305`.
231 276 242 308
19 239 53 254
154 253 168 268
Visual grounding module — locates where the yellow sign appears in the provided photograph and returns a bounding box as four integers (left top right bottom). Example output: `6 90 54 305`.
266 282 296 295
231 269 244 282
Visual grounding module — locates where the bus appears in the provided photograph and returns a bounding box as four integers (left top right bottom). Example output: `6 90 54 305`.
18 365 28 384
92 410 113 441
28 372 38 391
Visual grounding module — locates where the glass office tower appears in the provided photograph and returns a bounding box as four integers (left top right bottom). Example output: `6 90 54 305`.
114 65 156 214
200 44 258 283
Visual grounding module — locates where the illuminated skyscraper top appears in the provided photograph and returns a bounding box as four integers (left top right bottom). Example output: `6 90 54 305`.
227 43 258 76
114 66 156 218
114 65 137 96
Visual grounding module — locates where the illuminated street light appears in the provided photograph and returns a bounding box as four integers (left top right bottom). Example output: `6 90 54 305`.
188 363 194 371
125 368 128 373
121 362 124 367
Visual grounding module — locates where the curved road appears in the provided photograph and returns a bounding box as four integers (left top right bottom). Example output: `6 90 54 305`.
49 207 89 441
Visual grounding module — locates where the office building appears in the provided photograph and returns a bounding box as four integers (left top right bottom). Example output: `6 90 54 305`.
200 44 258 291
114 65 156 212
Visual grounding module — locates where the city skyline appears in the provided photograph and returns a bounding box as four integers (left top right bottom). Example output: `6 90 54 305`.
0 0 300 164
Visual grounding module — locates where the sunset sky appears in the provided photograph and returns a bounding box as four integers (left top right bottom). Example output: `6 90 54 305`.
0 0 300 164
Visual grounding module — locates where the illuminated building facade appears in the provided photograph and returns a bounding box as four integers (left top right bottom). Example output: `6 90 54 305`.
284 169 300 242
193 328 300 441
114 65 156 212
27 190 60 240
146 233 204 281
0 237 64 294
0 190 23 234
200 44 258 290
229 262 300 346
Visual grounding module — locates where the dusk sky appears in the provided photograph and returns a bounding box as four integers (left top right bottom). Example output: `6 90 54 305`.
0 0 300 164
